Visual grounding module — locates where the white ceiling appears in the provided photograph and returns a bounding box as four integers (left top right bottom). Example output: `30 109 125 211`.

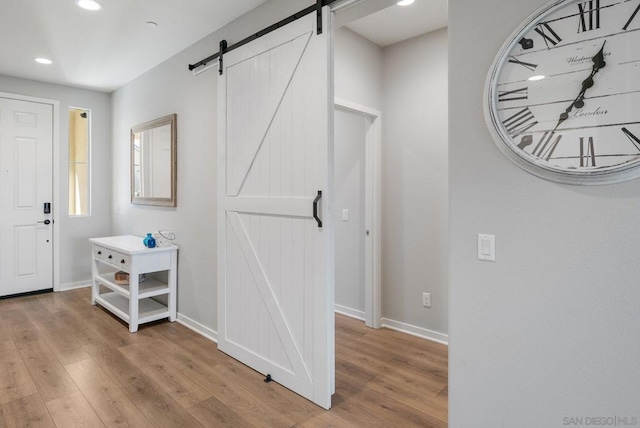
0 0 446 93
0 0 266 93
346 0 448 47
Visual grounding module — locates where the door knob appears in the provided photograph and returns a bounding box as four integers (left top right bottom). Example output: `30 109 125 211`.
37 219 51 225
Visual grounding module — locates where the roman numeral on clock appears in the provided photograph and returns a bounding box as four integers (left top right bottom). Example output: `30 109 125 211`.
498 87 528 102
622 127 640 150
579 136 596 166
623 2 640 30
508 56 538 71
578 0 601 33
502 107 538 138
517 131 562 161
527 131 562 160
535 23 563 47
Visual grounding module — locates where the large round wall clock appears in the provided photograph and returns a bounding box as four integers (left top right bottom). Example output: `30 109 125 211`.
485 0 640 184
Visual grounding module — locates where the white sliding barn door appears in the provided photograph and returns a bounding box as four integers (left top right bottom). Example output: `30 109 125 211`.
0 97 54 296
217 10 334 409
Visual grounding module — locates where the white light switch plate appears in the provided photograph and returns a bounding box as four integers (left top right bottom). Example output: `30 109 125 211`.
342 209 349 221
478 234 495 261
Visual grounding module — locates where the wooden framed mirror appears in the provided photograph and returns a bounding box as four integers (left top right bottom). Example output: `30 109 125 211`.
131 114 177 207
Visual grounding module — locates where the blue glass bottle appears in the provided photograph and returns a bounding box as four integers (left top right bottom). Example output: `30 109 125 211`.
143 233 156 248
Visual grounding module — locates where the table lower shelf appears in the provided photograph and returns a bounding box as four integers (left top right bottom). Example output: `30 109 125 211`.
94 292 170 325
95 272 170 299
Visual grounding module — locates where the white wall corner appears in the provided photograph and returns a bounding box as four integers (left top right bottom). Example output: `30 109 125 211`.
177 313 218 343
381 317 449 345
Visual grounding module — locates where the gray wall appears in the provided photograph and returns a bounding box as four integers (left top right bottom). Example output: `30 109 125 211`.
0 75 112 287
334 108 367 313
382 29 449 335
449 1 640 426
334 27 384 110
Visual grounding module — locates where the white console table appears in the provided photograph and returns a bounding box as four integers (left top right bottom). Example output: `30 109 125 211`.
89 235 178 333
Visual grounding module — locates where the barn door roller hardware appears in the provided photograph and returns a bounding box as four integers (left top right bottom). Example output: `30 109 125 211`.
188 0 336 75
218 40 227 75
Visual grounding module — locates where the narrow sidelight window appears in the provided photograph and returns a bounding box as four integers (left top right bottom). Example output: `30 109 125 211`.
68 108 91 216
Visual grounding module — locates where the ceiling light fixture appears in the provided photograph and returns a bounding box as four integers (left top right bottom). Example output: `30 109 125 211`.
528 75 546 81
35 57 53 65
397 0 415 5
75 0 103 11
146 21 158 28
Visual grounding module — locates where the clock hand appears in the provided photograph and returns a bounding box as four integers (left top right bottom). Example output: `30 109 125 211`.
550 41 607 133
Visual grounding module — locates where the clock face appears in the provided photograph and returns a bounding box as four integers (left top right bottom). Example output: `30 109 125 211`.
486 0 640 184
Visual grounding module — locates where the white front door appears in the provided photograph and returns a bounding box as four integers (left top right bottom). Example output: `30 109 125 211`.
0 96 54 296
217 9 334 409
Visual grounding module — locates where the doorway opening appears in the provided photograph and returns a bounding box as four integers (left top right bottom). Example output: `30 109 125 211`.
334 99 381 328
331 0 449 342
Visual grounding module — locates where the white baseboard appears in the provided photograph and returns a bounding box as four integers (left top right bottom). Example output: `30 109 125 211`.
177 313 218 343
179 311 448 348
381 317 448 345
59 281 92 291
335 304 365 321
334 305 448 345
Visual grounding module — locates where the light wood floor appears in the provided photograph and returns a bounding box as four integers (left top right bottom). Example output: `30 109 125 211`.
0 288 448 427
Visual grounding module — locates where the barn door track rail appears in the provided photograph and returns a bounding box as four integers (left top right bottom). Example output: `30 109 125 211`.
188 0 336 75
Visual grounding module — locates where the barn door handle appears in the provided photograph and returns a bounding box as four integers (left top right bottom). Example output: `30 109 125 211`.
313 191 323 228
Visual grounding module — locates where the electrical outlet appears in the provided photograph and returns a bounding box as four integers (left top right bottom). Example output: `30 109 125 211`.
422 292 431 308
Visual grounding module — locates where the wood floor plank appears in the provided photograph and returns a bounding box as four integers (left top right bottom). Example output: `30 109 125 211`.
300 411 363 427
162 343 299 426
27 310 91 366
193 368 298 428
187 395 252 428
0 318 12 344
332 388 447 428
0 341 38 405
335 340 396 377
15 339 78 403
391 349 448 383
45 391 105 428
35 291 75 314
216 359 324 424
365 365 448 422
1 310 42 346
1 393 55 428
349 332 411 363
0 406 7 428
65 358 154 428
173 335 228 366
138 343 299 428
118 343 212 409
137 392 205 428
81 341 166 406
139 319 201 344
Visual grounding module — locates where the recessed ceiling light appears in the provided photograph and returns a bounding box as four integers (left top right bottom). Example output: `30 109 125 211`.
528 75 546 81
397 0 415 5
75 0 103 11
35 58 53 65
146 21 158 28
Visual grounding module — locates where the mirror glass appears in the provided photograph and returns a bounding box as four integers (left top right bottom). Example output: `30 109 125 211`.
131 114 177 207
